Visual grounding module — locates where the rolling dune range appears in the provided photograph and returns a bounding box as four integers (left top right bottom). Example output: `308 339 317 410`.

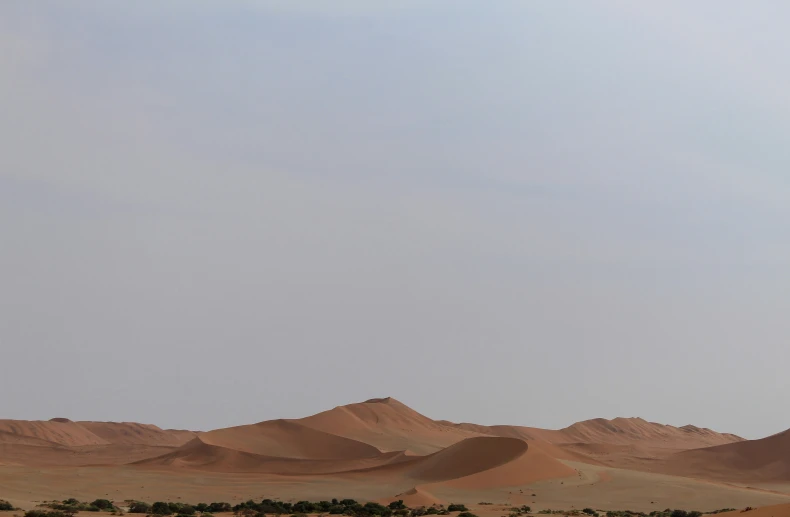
2 397 789 512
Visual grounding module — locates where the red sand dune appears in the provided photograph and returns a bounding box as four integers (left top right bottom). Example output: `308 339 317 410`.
135 435 411 474
0 396 776 508
297 398 485 455
342 436 575 489
0 419 109 447
440 417 742 449
0 419 198 448
409 437 575 488
77 421 196 446
197 419 382 459
559 417 743 448
664 429 790 482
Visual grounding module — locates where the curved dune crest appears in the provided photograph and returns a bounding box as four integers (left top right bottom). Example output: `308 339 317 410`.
665 429 790 482
422 438 575 488
404 437 530 482
356 436 575 488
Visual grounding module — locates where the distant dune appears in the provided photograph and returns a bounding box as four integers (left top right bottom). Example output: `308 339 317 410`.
664 429 790 482
0 397 786 511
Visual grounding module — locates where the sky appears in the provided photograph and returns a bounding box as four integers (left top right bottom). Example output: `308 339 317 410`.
1 1 789 440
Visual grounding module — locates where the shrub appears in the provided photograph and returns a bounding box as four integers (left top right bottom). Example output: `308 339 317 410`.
151 502 174 516
389 502 406 511
208 503 232 513
128 502 151 514
92 500 114 511
583 510 597 516
0 501 15 512
458 513 478 517
448 506 468 513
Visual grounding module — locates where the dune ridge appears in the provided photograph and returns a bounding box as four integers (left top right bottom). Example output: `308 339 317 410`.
664 429 790 482
2 396 783 508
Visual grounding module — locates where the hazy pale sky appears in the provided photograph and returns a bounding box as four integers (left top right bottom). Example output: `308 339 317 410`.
2 1 789 440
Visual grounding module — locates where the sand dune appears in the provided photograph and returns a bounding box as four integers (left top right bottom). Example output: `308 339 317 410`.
414 437 575 488
78 421 197 446
0 419 109 447
0 397 784 511
560 417 743 448
0 443 181 467
664 428 790 482
198 419 382 459
297 398 485 455
440 417 742 449
135 435 411 474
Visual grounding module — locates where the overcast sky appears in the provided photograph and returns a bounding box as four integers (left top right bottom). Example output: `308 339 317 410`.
2 1 789 440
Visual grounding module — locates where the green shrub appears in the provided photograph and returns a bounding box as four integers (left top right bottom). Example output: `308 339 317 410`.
583 510 597 516
448 506 468 513
152 502 174 516
208 503 231 513
0 501 15 512
458 513 478 517
92 500 114 511
128 502 151 514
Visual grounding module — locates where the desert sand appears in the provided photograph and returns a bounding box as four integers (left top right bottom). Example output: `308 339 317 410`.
2 397 790 513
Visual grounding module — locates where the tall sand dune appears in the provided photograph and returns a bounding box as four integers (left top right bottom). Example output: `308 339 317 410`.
297 397 484 454
198 419 382 459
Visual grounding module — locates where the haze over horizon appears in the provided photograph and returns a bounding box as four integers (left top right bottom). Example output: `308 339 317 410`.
2 1 790 440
